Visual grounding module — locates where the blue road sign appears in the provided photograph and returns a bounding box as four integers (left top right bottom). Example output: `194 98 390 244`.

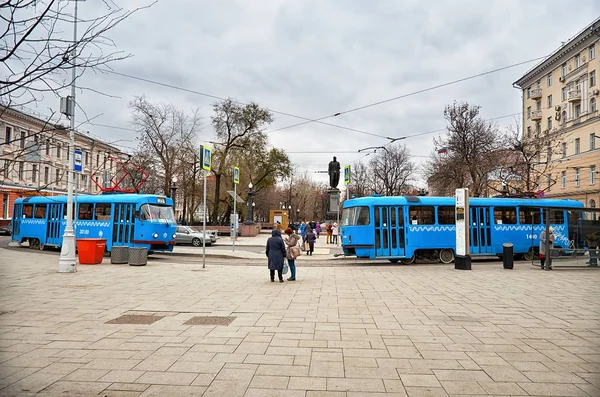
74 150 83 173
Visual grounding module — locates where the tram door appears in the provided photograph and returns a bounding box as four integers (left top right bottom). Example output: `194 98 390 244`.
374 206 405 257
469 207 492 254
13 204 22 237
113 203 135 245
46 203 62 246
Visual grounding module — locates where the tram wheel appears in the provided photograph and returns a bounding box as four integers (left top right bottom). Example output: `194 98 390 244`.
192 238 201 247
439 249 455 264
523 249 535 261
401 255 415 265
388 259 400 264
29 238 39 250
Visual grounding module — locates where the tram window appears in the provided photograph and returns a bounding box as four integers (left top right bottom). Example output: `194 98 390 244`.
23 204 33 218
95 204 111 220
34 204 46 219
391 208 396 227
519 207 541 224
356 207 370 225
341 208 355 226
78 203 94 220
548 210 564 224
437 206 455 224
494 207 517 224
409 206 434 224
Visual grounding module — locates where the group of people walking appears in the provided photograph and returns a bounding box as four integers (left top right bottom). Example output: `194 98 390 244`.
266 220 340 282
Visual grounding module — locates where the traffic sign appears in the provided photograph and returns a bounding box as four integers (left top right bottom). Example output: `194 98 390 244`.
74 150 82 173
344 165 351 185
233 166 240 184
200 145 211 171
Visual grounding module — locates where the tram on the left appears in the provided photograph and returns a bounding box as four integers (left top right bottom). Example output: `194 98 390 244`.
11 194 177 253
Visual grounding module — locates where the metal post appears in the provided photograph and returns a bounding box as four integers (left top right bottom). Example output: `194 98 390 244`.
58 0 78 273
336 192 340 246
232 182 236 252
202 170 206 268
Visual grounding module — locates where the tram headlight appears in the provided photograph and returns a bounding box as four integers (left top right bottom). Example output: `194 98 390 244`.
153 233 158 239
172 234 177 239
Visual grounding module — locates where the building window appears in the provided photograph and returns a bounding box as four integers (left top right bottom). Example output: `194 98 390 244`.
44 167 49 184
547 95 552 109
20 131 26 149
2 161 8 178
536 101 541 111
82 174 88 190
561 63 567 76
45 139 50 155
561 110 567 125
32 164 37 183
547 117 552 131
85 152 89 165
590 71 596 87
18 162 24 180
562 87 567 101
66 145 70 161
535 121 541 136
592 133 597 151
527 87 531 98
96 153 100 166
527 126 531 138
56 169 60 185
537 80 541 89
574 54 581 68
562 142 567 158
56 142 61 158
591 166 597 185
574 104 581 118
592 97 598 113
527 106 531 119
547 74 552 87
575 168 580 187
575 138 580 154
2 194 8 219
591 45 596 61
4 126 11 144
561 171 567 188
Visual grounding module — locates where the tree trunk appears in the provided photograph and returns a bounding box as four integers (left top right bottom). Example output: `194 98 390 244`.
211 173 221 226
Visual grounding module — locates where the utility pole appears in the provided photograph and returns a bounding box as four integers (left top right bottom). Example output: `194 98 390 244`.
58 0 79 273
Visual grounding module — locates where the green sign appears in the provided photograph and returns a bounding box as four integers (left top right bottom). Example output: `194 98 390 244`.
344 165 351 185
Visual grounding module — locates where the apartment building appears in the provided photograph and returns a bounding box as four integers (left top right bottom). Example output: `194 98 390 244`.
0 106 126 220
514 19 600 208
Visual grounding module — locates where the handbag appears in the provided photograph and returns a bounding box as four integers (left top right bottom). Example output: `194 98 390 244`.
304 242 310 251
291 245 301 258
282 259 289 275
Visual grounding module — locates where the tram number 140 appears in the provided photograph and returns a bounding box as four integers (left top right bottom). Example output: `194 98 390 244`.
526 234 538 240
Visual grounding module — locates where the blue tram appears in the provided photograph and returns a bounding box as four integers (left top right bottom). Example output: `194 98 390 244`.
340 196 585 263
11 194 177 252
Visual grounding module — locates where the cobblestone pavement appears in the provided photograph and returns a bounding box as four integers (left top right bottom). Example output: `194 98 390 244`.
1 248 599 397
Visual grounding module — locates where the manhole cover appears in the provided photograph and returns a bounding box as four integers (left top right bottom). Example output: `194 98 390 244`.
184 316 236 326
105 314 164 325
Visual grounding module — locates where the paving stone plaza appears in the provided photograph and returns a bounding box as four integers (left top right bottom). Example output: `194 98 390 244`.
1 246 599 397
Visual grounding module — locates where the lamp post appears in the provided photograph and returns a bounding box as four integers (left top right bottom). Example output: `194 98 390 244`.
170 176 178 223
246 182 255 224
252 202 256 222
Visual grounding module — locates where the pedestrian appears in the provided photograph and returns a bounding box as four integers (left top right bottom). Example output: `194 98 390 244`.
332 222 339 244
266 229 286 282
315 222 321 239
275 221 282 233
586 231 599 266
300 222 306 238
539 227 556 270
325 221 332 244
284 228 301 281
304 227 316 256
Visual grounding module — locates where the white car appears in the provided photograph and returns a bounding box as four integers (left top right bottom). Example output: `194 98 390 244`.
175 226 217 247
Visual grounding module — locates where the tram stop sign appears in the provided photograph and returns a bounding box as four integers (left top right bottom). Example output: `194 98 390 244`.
74 150 83 173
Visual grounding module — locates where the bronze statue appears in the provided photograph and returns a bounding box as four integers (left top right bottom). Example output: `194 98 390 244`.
328 156 341 189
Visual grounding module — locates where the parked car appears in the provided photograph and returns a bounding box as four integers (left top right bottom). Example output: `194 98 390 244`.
0 221 11 236
175 226 217 247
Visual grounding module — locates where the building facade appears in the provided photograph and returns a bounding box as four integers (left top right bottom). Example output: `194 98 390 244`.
515 19 600 208
1 107 126 220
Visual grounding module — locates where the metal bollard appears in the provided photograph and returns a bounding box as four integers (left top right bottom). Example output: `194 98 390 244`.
503 243 514 269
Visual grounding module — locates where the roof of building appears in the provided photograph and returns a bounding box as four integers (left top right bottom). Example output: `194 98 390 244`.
514 17 600 87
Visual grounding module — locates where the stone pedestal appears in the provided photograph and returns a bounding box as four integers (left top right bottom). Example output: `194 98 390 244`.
326 188 341 222
239 224 260 237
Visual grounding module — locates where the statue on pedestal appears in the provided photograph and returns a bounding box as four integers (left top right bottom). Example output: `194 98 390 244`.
328 156 341 189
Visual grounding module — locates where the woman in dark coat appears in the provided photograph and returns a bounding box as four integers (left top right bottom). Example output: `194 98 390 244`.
304 227 316 256
266 229 286 282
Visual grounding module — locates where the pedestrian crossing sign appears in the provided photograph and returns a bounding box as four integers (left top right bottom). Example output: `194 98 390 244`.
201 145 211 171
344 165 351 185
233 166 240 184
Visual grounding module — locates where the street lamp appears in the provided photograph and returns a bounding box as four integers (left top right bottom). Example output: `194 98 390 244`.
170 176 178 223
246 182 255 224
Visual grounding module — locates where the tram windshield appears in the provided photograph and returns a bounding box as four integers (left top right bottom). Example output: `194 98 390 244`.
140 204 176 223
341 206 370 226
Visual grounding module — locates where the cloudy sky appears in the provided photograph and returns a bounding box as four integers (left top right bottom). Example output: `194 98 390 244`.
21 0 600 187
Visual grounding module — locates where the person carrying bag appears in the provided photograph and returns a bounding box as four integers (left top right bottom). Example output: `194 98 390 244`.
284 228 301 281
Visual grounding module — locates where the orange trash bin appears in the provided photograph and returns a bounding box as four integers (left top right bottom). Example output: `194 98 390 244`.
77 238 107 264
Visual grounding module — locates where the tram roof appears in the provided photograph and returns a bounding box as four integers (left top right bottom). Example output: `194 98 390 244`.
343 195 585 208
14 194 171 205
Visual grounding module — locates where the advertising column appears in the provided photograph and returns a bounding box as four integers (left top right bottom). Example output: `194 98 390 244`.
455 188 471 270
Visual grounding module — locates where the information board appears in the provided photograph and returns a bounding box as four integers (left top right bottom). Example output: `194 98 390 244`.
455 188 470 256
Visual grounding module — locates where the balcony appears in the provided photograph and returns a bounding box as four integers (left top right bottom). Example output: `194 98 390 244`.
568 90 581 102
530 88 542 99
531 110 542 120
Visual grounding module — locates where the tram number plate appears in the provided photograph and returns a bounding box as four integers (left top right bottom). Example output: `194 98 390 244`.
526 234 537 239
80 229 90 235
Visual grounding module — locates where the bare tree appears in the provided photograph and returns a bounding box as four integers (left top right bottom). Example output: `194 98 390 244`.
1 0 154 106
427 102 501 197
129 96 201 197
369 144 414 196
